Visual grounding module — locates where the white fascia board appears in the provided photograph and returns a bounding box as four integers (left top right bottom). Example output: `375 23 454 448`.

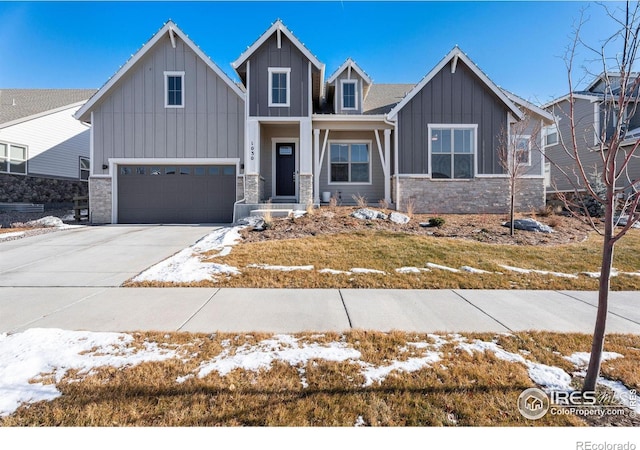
327 58 373 85
502 90 554 123
541 93 602 109
2 101 88 130
232 20 324 73
75 21 244 123
312 114 389 122
387 47 524 120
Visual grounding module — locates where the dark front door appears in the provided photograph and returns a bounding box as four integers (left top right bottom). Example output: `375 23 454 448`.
275 142 296 197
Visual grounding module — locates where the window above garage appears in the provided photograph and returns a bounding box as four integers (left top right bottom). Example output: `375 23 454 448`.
165 71 185 108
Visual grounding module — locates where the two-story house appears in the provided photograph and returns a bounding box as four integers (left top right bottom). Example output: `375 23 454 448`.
76 20 551 224
1 89 96 205
544 73 640 202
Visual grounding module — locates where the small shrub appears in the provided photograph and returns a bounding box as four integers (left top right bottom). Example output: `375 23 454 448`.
404 198 416 217
306 199 315 216
328 195 338 208
429 217 445 228
378 199 390 210
547 216 562 228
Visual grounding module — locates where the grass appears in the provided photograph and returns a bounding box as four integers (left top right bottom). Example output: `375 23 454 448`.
187 229 640 290
2 331 638 427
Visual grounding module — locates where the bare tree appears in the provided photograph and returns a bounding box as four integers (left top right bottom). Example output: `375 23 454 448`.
498 116 542 236
553 1 640 392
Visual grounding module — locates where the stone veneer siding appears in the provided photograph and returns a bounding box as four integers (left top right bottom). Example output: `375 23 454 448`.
244 174 260 204
89 176 112 224
299 174 313 206
0 173 87 204
395 176 545 214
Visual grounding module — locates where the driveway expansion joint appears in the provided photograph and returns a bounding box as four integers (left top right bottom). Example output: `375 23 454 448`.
555 290 640 327
338 289 353 329
177 288 221 331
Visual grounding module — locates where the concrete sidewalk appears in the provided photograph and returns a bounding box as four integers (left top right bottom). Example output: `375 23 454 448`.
1 287 639 334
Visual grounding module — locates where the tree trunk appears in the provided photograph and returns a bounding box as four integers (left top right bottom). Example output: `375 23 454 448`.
510 190 515 236
582 187 615 392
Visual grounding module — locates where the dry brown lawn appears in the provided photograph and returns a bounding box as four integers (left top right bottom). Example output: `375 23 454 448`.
2 331 638 427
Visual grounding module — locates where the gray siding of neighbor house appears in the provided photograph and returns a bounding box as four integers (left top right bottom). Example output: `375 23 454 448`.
318 130 386 204
547 98 600 192
600 102 640 140
334 71 365 115
91 34 244 174
396 60 508 175
248 34 310 118
519 119 545 177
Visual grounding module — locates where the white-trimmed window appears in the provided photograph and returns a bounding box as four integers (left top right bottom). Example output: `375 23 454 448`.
341 80 357 110
515 136 531 166
429 125 476 179
543 125 558 147
329 142 370 183
268 67 291 107
79 156 90 180
0 142 27 175
164 71 184 108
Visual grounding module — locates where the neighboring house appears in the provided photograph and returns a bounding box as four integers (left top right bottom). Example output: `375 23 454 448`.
543 73 640 200
76 20 550 224
0 89 96 204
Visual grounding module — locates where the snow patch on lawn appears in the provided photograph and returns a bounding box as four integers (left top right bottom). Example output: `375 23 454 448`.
350 268 386 274
319 268 353 275
247 264 314 272
359 353 442 387
565 351 624 367
132 226 243 283
395 266 430 274
426 262 460 273
498 264 578 279
460 266 492 274
0 328 180 417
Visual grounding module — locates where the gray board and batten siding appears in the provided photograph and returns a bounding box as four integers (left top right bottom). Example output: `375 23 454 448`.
90 33 244 174
245 33 311 118
396 59 509 175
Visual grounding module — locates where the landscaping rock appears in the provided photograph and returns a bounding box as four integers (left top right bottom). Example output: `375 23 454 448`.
351 208 388 221
613 215 640 228
388 212 410 224
503 218 554 233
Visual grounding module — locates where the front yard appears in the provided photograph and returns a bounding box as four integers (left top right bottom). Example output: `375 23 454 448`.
128 207 640 290
1 329 638 426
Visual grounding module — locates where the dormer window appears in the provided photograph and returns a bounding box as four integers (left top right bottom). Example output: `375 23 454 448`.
268 67 291 107
165 71 184 108
341 80 357 110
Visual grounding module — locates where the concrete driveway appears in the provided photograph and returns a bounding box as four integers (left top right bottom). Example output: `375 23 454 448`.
0 225 219 287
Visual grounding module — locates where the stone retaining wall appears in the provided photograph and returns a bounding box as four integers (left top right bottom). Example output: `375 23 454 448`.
0 173 87 204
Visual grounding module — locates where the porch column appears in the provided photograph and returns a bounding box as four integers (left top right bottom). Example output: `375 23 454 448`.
384 129 392 204
313 128 321 203
245 118 261 203
299 118 313 205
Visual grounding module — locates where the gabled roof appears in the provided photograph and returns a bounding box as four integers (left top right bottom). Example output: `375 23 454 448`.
362 84 415 115
541 92 602 110
75 20 244 123
387 46 523 120
326 58 373 85
232 19 324 72
0 89 96 128
501 89 554 124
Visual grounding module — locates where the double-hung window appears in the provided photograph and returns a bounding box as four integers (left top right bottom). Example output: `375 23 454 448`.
165 71 184 108
0 142 27 175
429 126 475 179
515 136 531 166
341 80 357 110
79 156 90 180
329 142 370 183
268 67 291 107
543 125 558 147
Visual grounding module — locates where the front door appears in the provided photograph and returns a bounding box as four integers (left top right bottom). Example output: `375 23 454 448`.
275 142 296 197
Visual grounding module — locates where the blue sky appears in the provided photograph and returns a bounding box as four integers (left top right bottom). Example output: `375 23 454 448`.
0 1 626 104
